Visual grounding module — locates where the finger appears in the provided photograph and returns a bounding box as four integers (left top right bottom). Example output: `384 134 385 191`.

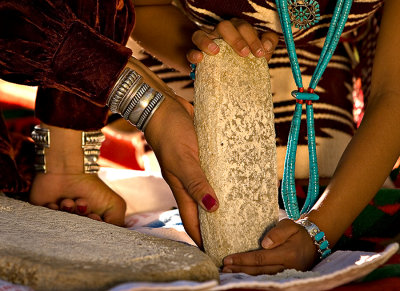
74 198 89 215
102 200 126 227
222 264 284 275
45 202 59 210
260 31 279 61
88 213 103 222
223 248 286 267
164 173 203 247
215 20 250 57
186 49 204 64
59 198 75 213
174 162 218 212
261 219 300 249
231 18 265 57
192 30 220 56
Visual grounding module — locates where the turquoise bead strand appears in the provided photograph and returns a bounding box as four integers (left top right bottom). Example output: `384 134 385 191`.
276 0 353 220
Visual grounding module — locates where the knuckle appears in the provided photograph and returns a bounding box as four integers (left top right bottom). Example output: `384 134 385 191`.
254 252 265 266
192 30 205 43
217 20 232 29
232 38 247 49
185 178 206 200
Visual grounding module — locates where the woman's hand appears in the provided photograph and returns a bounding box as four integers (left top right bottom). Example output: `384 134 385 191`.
144 94 219 247
187 18 279 64
222 219 318 275
29 124 126 226
30 172 126 226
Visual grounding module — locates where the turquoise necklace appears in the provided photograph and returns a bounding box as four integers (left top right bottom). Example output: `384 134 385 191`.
277 0 353 220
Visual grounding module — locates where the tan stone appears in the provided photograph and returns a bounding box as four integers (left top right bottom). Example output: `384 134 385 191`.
0 195 219 291
194 39 279 267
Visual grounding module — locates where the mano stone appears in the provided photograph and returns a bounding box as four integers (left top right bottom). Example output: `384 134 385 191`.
194 39 279 267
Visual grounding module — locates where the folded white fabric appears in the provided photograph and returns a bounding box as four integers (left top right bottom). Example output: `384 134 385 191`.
108 243 398 291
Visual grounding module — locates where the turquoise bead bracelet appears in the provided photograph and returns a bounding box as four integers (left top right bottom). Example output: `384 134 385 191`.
296 219 332 260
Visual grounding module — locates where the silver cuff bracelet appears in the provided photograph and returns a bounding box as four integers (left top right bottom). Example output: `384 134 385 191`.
107 67 165 131
82 130 106 174
31 125 50 173
31 125 105 174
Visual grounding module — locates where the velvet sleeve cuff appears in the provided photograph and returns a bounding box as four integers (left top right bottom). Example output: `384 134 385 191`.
0 0 132 105
50 20 132 106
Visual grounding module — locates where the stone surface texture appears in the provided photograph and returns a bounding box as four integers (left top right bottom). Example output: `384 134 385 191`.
0 195 219 291
194 39 279 267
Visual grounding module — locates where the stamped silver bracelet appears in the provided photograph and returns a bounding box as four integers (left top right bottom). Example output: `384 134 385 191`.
31 125 105 174
82 130 106 174
107 67 165 131
31 125 50 173
295 218 332 260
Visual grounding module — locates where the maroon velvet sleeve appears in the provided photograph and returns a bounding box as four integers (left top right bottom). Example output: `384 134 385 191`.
0 0 135 130
35 0 135 130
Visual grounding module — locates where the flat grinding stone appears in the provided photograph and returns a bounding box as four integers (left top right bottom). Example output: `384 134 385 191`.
0 195 219 291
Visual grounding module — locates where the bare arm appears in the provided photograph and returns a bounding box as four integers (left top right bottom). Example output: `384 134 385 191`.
306 0 400 246
222 0 400 274
131 0 198 74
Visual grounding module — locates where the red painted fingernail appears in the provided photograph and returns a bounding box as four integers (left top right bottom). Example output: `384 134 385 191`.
202 194 216 210
62 206 73 213
77 205 87 214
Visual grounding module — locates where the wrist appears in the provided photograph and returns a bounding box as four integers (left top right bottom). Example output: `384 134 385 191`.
32 123 104 174
295 218 332 260
106 57 168 131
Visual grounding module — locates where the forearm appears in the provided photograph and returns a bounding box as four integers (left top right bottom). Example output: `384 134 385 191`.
131 2 198 74
306 91 400 246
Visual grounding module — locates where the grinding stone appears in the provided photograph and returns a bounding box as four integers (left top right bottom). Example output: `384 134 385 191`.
0 195 219 291
194 39 279 267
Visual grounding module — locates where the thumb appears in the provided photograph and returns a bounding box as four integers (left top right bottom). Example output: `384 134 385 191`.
261 219 299 249
179 162 219 212
260 31 279 61
102 202 127 227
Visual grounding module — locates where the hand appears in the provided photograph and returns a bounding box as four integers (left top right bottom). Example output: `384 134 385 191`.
29 123 126 226
144 94 219 247
222 219 318 275
30 172 126 226
187 18 279 64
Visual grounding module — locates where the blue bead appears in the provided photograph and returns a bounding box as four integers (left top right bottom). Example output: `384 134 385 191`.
320 240 329 250
322 249 332 259
315 231 325 241
291 90 320 101
189 71 195 80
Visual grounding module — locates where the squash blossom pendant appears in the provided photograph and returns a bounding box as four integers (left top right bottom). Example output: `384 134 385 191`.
287 0 320 29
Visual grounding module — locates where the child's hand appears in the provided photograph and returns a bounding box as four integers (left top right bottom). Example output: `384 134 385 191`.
187 18 279 64
222 219 318 275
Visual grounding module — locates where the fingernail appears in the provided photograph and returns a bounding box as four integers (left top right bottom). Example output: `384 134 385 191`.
208 42 219 53
77 205 87 214
62 206 73 213
224 257 233 265
222 268 232 273
240 46 250 55
263 40 273 53
255 47 265 57
262 237 273 249
202 194 216 211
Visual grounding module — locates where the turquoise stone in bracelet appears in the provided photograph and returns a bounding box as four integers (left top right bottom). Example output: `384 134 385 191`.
296 219 332 260
276 0 353 220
